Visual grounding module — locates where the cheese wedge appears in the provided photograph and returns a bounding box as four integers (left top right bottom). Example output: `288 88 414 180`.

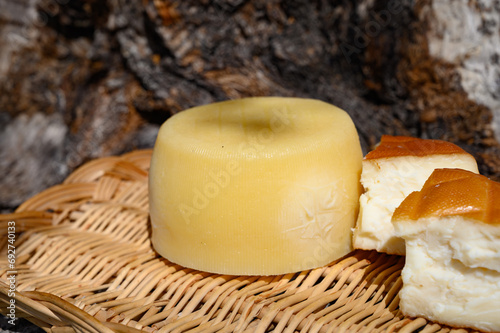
148 97 363 275
393 168 500 332
352 135 478 255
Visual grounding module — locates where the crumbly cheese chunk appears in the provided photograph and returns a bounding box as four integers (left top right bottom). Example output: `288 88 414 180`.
394 216 500 332
353 154 478 255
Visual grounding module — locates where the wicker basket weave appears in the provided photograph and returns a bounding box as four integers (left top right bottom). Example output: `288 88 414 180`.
0 150 475 333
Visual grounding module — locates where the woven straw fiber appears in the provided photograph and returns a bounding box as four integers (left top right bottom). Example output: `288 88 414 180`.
0 150 476 333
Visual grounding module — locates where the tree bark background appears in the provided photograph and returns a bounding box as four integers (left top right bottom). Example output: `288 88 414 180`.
1 0 499 211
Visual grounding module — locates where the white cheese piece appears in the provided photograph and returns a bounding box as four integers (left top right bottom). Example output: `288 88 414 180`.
148 97 363 275
393 168 500 332
353 136 478 255
400 230 500 333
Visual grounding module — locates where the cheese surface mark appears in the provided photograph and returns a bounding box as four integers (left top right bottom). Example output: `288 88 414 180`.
148 97 363 275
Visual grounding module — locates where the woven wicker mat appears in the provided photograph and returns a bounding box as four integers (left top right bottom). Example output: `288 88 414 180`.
0 150 476 333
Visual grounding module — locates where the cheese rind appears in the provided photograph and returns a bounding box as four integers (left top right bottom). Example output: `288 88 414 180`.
352 136 478 255
149 97 363 275
364 135 470 159
393 169 500 332
393 168 500 225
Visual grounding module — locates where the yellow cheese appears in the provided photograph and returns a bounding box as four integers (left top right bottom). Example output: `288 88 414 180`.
148 97 363 275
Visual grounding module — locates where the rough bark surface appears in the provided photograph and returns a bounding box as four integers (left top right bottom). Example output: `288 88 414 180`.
1 0 499 212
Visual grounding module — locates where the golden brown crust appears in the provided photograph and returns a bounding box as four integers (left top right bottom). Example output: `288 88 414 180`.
365 135 470 160
392 168 500 224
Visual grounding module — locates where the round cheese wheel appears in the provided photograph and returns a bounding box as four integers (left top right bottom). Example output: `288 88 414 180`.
149 97 363 275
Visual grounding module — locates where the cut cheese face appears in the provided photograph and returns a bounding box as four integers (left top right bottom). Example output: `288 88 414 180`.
148 97 363 275
352 135 478 255
393 169 500 332
399 229 500 333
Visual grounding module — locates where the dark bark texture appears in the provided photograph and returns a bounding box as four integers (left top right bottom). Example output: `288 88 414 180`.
1 0 499 210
